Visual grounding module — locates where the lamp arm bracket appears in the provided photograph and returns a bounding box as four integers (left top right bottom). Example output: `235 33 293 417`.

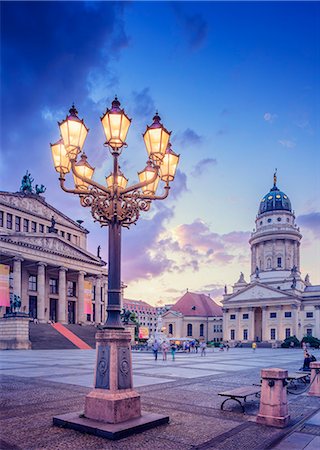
70 159 111 195
137 185 170 201
120 169 159 195
59 176 91 195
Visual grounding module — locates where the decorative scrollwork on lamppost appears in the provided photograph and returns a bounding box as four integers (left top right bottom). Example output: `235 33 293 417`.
51 97 179 330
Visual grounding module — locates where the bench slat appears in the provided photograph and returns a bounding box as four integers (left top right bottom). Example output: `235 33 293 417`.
218 386 260 398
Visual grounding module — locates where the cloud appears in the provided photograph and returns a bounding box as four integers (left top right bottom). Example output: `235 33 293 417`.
169 169 188 200
222 231 251 246
263 112 277 123
176 128 203 146
278 139 296 149
297 212 320 236
173 4 208 50
122 204 174 283
191 158 217 176
131 88 156 123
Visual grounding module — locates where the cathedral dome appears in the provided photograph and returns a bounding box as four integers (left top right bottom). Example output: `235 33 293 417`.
258 173 292 215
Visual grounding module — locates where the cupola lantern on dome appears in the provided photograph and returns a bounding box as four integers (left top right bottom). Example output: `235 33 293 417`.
258 170 292 215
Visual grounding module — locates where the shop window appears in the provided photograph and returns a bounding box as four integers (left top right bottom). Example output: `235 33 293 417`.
285 328 291 339
28 275 37 291
67 281 76 297
49 278 58 294
23 218 29 232
15 216 21 232
7 213 13 229
277 257 282 268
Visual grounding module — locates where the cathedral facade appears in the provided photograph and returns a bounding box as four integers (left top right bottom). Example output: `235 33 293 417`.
222 175 320 344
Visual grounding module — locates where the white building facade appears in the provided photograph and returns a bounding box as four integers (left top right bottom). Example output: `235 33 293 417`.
222 175 320 344
0 189 108 325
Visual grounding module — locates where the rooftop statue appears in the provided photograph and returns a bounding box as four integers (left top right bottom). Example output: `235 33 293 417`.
20 171 46 195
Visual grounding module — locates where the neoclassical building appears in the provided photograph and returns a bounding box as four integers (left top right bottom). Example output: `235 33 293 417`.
0 185 108 324
222 175 320 344
162 291 223 342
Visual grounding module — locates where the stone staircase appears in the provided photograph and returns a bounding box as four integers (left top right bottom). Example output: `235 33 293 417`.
29 323 78 350
64 324 97 349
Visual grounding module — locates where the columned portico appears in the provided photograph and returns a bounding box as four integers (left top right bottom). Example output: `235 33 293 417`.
58 267 67 323
13 257 23 298
77 271 86 324
37 262 47 323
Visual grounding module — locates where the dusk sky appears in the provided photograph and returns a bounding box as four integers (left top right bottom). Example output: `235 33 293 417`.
1 1 319 306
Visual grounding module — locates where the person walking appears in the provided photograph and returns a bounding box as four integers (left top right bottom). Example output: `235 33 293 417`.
162 341 168 361
152 340 159 361
252 342 257 352
200 341 207 357
171 343 177 361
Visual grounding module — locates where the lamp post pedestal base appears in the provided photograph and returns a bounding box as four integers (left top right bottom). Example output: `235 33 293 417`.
53 328 169 439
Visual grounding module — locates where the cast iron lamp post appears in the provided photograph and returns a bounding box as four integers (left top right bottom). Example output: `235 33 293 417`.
51 97 179 437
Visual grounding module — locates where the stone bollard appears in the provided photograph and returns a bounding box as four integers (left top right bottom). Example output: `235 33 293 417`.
256 368 290 428
308 361 320 397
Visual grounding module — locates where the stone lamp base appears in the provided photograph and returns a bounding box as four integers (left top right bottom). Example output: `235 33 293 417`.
53 329 169 440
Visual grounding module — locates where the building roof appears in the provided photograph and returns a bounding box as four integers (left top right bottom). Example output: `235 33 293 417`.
258 174 292 215
170 292 222 317
304 285 320 292
123 298 156 310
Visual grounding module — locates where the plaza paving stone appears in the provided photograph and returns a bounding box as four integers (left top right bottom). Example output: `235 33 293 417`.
0 348 319 449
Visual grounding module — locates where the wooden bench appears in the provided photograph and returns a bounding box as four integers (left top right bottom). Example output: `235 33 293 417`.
218 386 261 413
286 372 310 390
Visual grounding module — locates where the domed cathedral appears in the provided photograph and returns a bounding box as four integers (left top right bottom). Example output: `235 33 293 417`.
222 172 320 345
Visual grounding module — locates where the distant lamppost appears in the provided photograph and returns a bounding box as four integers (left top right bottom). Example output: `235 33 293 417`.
51 98 179 437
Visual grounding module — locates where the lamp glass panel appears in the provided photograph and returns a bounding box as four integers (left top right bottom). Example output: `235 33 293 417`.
160 151 179 182
102 112 130 148
106 173 128 189
73 162 94 190
138 168 160 194
60 118 87 156
144 127 170 161
51 141 71 174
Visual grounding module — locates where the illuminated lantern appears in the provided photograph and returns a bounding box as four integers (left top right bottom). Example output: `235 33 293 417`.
143 112 171 162
50 139 71 174
138 161 160 195
160 143 180 182
72 153 95 190
59 104 88 159
101 97 131 149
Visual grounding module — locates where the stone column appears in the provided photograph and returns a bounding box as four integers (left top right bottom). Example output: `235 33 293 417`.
13 257 23 298
95 276 102 325
276 305 283 341
58 267 67 323
236 308 241 341
222 308 228 341
262 306 268 341
37 262 47 323
257 368 290 428
308 362 320 397
272 240 276 269
315 306 320 340
291 304 298 337
249 307 255 341
77 271 86 324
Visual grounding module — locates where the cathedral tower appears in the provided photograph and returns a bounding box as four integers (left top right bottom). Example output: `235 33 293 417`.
249 172 302 289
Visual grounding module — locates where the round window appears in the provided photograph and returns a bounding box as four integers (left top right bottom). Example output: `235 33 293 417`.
277 217 281 222
268 218 272 223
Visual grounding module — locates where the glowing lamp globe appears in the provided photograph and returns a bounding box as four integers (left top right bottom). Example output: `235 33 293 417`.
138 161 160 195
143 113 171 162
72 153 95 190
160 143 180 182
58 105 89 159
50 139 71 174
106 169 128 190
101 97 131 149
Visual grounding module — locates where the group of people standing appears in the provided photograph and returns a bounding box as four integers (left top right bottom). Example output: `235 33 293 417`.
152 340 177 361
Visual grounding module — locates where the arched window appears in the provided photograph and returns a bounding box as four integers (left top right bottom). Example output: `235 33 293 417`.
168 323 173 335
187 323 192 337
267 258 271 269
277 257 282 268
200 323 204 337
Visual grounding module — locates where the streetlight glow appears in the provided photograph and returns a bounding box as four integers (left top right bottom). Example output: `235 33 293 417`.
101 97 131 149
50 139 71 174
72 153 95 190
106 168 128 190
58 104 89 159
138 160 160 195
160 143 180 182
143 112 171 162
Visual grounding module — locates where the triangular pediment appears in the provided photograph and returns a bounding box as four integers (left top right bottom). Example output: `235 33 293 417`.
224 282 298 303
0 233 104 266
162 310 181 319
0 192 87 232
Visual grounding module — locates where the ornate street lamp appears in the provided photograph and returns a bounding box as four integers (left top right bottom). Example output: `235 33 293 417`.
51 97 179 438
